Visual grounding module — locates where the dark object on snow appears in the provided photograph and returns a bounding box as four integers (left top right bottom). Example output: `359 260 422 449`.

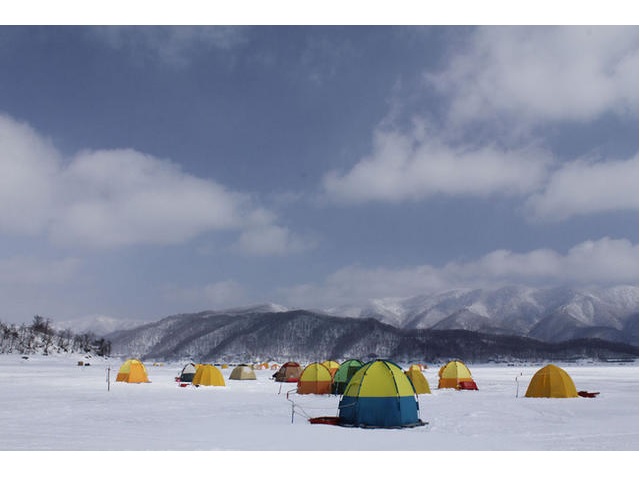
309 416 341 425
577 391 600 398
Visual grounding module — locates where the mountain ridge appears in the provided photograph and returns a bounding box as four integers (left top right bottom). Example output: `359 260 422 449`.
325 284 638 342
105 308 638 364
99 284 637 362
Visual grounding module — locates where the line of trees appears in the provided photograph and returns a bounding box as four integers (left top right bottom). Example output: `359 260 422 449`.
0 315 111 357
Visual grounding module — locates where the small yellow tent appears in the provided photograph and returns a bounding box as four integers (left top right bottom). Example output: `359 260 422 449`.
525 364 578 398
321 360 340 377
115 358 150 383
438 359 478 390
405 364 431 394
193 364 226 387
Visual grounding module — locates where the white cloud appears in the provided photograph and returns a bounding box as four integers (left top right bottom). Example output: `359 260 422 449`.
0 114 59 235
52 149 246 248
202 280 247 307
442 237 638 286
0 255 83 323
322 27 637 214
323 125 551 204
0 113 304 252
92 26 248 67
233 224 315 256
525 156 639 221
427 26 638 125
281 263 447 309
0 255 81 286
163 280 247 310
280 237 638 308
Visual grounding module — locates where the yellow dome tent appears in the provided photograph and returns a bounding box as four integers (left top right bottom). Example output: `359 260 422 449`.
192 364 226 387
115 359 150 383
405 364 431 394
525 364 578 398
297 362 333 394
438 359 478 390
321 360 340 377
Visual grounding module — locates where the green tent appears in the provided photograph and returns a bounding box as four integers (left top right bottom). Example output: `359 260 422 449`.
332 359 364 395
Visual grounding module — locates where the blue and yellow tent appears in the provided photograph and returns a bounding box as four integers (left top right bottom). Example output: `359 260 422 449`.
338 359 425 428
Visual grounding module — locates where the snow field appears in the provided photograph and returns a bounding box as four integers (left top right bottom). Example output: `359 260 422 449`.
0 355 637 479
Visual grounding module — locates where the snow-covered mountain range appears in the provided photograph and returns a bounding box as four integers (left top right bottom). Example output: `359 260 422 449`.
102 285 638 362
325 285 638 343
105 308 637 364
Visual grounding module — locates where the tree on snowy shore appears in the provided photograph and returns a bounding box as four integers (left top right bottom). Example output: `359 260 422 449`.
0 316 111 356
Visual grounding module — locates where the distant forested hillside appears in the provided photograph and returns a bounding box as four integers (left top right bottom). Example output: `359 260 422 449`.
106 309 638 363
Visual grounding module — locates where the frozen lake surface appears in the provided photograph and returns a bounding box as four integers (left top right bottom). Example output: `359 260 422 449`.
0 354 637 477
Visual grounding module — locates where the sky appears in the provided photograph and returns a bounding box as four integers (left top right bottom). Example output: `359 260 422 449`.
0 9 638 327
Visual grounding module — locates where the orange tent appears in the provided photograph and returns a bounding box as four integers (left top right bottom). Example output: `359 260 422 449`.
438 360 478 390
297 363 333 394
115 359 150 383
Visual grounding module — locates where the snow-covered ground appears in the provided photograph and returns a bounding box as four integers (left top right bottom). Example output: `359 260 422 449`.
0 354 637 477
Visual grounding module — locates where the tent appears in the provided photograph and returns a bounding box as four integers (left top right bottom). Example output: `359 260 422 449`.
229 364 257 380
338 359 425 428
272 361 302 382
438 359 478 390
321 360 340 377
192 364 226 387
525 364 579 398
177 363 197 383
332 359 364 395
297 363 333 394
405 364 431 394
115 358 150 383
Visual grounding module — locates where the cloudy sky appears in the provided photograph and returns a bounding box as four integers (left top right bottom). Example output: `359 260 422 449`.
0 19 638 326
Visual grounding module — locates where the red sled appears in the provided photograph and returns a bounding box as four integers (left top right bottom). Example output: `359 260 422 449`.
309 416 341 426
458 380 478 390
